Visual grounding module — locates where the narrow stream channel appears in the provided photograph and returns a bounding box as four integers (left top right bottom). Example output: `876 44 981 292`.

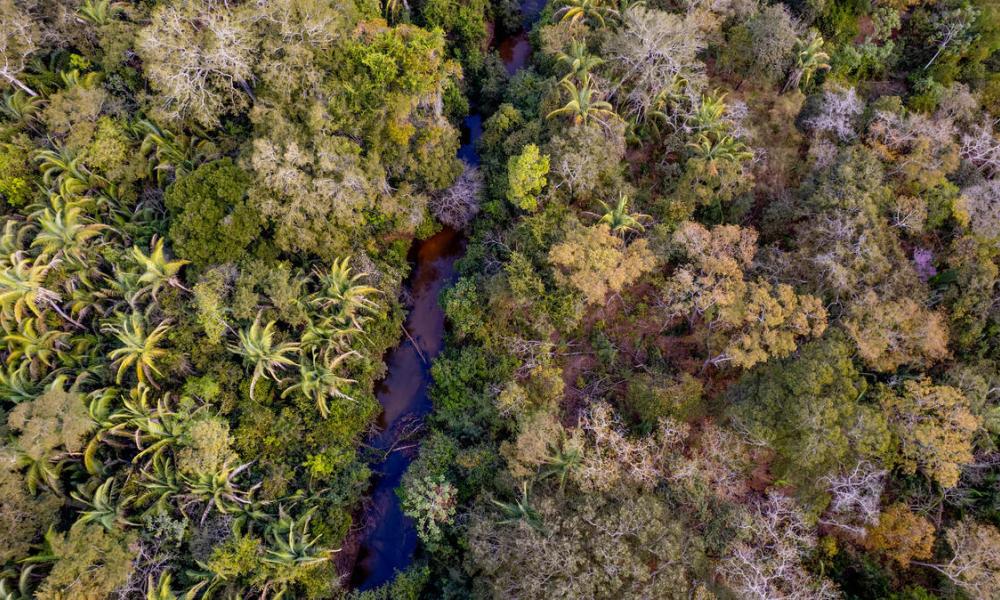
349 5 542 589
349 227 465 589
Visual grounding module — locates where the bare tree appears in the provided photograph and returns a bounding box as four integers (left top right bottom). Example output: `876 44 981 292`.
137 0 258 127
961 119 1000 178
820 461 886 537
720 494 840 600
605 6 706 125
430 163 482 230
915 519 1000 598
963 178 1000 243
0 0 40 96
804 87 864 142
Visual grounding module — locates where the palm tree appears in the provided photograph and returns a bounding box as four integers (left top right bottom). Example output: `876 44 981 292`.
76 0 123 26
83 388 119 475
108 385 186 461
58 69 103 90
145 572 178 600
31 203 105 265
263 507 338 568
89 265 143 315
595 193 650 237
0 362 40 404
3 317 69 376
540 438 583 493
643 74 689 131
229 318 299 398
0 220 29 260
491 481 543 530
555 41 603 83
688 92 729 137
180 459 256 524
34 146 90 189
0 90 44 122
281 353 358 418
15 447 63 495
311 257 379 331
784 31 830 93
137 120 210 187
103 312 171 385
71 477 136 531
135 452 181 515
300 316 352 361
132 237 189 301
0 254 60 325
553 0 614 27
546 76 617 126
687 132 754 176
0 566 35 600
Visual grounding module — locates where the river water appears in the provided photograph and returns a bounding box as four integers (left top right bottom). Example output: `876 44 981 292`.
349 227 465 589
349 9 539 590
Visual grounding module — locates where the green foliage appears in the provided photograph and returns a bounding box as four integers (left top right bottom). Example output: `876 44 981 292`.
36 525 136 600
164 158 259 268
625 372 704 429
468 491 700 598
401 475 457 545
719 5 799 86
729 335 891 503
506 144 551 212
3 1 1000 598
0 463 60 563
0 142 33 208
420 0 489 62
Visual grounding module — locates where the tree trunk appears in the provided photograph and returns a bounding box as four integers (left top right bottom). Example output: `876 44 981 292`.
1 72 37 97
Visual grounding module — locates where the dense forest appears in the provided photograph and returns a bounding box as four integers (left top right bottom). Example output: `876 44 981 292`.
0 0 999 597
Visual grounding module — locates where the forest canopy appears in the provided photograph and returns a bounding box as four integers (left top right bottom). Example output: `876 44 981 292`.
0 0 999 598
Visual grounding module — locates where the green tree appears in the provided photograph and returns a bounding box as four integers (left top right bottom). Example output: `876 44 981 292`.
35 524 136 600
718 5 798 86
401 475 457 546
7 377 92 493
0 458 60 563
164 158 259 268
468 491 696 598
728 335 891 499
548 222 657 306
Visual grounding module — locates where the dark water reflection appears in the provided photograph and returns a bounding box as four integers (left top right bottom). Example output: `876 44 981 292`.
350 228 465 590
499 33 532 75
351 2 543 589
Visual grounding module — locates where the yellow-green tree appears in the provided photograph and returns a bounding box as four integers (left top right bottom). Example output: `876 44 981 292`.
881 379 980 488
507 144 550 212
548 222 656 306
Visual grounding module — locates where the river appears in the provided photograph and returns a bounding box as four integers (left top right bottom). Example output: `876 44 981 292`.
349 7 540 590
